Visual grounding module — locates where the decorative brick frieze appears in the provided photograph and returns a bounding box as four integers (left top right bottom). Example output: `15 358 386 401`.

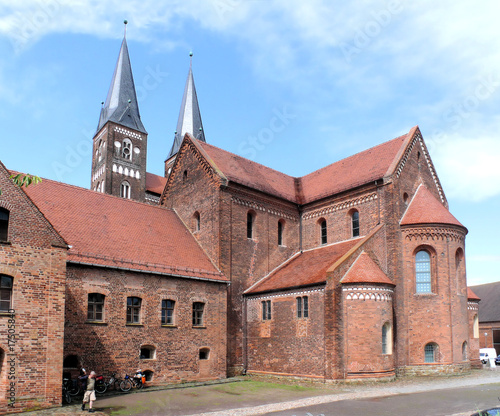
343 286 393 301
114 126 142 140
402 226 465 242
302 193 377 220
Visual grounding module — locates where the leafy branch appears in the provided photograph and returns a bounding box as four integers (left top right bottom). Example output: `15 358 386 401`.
0 174 42 196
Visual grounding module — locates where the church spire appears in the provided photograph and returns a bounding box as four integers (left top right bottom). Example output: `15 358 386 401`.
167 52 205 159
97 21 146 134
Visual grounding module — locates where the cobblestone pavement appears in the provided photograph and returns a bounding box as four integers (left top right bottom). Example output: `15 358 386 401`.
17 369 500 416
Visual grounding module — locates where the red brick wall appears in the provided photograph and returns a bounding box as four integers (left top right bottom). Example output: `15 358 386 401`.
468 302 481 367
63 264 227 383
301 186 380 250
0 167 67 413
342 284 395 378
246 289 325 378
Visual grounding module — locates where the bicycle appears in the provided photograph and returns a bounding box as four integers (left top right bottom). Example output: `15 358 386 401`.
94 374 107 394
104 373 122 391
62 378 72 404
119 373 144 392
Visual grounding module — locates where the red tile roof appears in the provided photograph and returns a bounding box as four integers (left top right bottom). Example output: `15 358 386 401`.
299 131 412 203
245 239 361 294
195 127 414 204
467 287 480 301
400 184 464 228
146 172 167 195
197 141 298 202
22 178 226 282
341 252 393 285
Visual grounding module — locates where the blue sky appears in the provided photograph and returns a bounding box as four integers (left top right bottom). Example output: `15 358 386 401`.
0 1 499 285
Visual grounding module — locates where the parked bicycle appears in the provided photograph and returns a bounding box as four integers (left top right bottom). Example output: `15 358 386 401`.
94 374 107 394
119 371 145 392
62 378 72 404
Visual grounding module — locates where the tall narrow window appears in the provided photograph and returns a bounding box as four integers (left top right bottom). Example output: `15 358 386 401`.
87 293 105 322
462 341 468 361
424 343 437 363
122 139 132 160
193 302 205 326
352 210 360 237
320 219 327 245
0 275 13 311
297 296 309 318
120 181 131 199
382 322 392 354
278 220 284 246
247 212 254 239
193 212 201 232
126 297 142 324
415 250 432 293
262 300 271 320
0 208 9 241
473 314 479 338
162 299 175 325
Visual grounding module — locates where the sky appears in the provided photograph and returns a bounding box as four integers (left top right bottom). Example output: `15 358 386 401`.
0 0 499 286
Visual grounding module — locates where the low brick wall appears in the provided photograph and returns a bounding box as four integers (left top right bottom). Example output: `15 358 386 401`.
396 362 470 377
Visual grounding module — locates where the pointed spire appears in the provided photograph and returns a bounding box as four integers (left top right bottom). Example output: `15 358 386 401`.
97 21 146 134
168 51 205 158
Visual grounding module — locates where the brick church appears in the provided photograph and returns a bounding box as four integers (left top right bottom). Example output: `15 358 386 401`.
0 32 481 412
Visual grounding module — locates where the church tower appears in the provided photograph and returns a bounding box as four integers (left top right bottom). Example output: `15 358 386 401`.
91 22 148 201
165 53 206 176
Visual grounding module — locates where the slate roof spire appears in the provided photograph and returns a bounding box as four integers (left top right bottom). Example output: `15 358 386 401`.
97 21 146 134
168 52 206 158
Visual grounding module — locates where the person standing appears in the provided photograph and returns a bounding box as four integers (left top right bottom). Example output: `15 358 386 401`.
81 370 96 413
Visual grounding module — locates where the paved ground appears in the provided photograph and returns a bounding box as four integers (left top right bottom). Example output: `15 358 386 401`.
17 369 500 416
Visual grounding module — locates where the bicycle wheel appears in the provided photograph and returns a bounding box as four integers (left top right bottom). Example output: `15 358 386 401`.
68 381 80 396
95 381 107 394
119 379 132 392
136 380 143 390
62 389 72 404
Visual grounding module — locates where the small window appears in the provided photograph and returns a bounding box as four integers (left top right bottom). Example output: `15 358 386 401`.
278 220 285 246
199 348 210 360
424 343 437 363
193 212 201 232
0 275 13 311
120 181 131 199
161 299 175 325
122 139 132 160
319 219 327 245
247 211 255 239
296 296 309 318
262 300 271 320
352 211 360 237
140 345 156 360
87 293 105 321
144 370 154 382
0 208 9 241
462 341 468 361
193 302 205 326
63 355 79 369
127 297 142 324
183 170 188 182
415 250 432 293
382 322 392 355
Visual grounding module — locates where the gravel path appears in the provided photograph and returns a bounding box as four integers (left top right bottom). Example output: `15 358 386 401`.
17 369 500 416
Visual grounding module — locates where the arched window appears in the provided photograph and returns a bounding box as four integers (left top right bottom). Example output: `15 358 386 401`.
424 342 437 363
473 314 479 338
278 220 285 246
144 370 154 382
382 322 392 355
193 212 201 232
247 211 255 239
0 275 13 311
199 348 210 360
63 355 79 369
122 139 132 160
415 250 432 293
319 219 327 245
352 210 360 237
0 208 9 241
462 341 468 361
126 297 142 324
120 181 131 199
87 293 105 322
183 170 188 182
140 345 156 360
